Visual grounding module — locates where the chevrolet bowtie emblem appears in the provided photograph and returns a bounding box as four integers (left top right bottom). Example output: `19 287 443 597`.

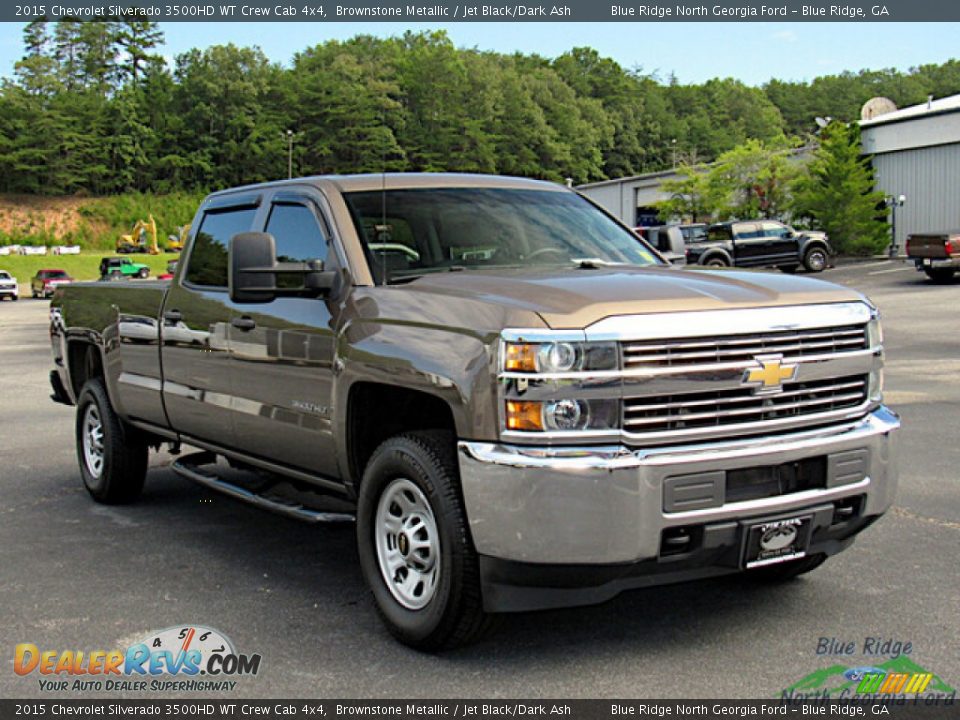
742 355 798 393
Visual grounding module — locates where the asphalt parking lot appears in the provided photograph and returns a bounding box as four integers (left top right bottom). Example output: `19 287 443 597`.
1 260 958 699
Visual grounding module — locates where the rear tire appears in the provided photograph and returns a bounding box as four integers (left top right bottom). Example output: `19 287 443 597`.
356 431 491 650
924 267 956 283
75 378 148 504
704 256 729 268
747 553 827 582
803 246 828 273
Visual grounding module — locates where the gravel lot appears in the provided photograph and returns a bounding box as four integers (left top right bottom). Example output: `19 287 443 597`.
1 260 957 699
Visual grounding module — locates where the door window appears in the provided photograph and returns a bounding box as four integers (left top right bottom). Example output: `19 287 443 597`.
186 207 258 287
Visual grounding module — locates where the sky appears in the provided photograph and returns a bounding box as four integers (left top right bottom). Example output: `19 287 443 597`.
0 21 958 86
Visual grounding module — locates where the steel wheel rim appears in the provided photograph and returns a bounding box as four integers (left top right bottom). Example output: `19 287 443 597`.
82 404 105 479
374 478 440 610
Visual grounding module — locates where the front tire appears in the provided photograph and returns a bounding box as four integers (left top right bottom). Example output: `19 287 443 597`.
803 246 828 273
138 268 149 279
356 431 490 650
924 267 956 283
75 378 148 503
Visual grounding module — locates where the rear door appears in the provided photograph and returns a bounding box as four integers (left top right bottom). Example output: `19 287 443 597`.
161 196 261 447
731 222 765 265
226 188 342 478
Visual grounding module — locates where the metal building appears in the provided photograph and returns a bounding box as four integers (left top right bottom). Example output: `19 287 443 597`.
860 94 960 252
576 169 682 226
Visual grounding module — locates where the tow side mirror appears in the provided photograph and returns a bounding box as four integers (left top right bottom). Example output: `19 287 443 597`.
229 232 337 304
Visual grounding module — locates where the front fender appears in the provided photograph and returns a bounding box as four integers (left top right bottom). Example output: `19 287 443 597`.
332 318 500 480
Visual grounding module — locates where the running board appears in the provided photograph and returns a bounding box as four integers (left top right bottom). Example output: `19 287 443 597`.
171 451 355 524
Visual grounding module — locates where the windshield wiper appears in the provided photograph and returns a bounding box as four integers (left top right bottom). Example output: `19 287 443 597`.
571 258 634 269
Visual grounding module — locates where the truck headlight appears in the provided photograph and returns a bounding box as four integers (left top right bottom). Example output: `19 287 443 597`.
505 398 619 432
503 341 617 373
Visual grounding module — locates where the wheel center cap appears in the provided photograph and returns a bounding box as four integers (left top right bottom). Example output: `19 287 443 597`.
398 532 409 557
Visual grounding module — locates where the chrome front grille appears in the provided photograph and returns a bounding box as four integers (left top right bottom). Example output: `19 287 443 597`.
624 375 868 435
622 325 867 368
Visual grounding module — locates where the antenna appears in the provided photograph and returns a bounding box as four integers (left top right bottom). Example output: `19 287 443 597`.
377 106 388 285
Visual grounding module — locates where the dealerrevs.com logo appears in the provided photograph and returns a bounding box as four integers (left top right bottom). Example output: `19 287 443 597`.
15 625 261 693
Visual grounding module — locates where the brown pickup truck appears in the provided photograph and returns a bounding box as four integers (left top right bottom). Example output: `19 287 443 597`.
49 174 899 649
906 230 960 282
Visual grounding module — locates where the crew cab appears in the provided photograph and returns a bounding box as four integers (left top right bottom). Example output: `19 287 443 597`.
906 230 959 283
49 174 898 650
687 220 831 273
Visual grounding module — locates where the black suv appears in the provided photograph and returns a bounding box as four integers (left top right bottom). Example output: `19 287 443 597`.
686 220 831 273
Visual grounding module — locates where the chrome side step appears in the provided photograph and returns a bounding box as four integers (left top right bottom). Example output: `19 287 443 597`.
171 451 355 524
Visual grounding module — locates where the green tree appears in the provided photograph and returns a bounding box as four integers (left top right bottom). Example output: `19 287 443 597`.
793 122 889 255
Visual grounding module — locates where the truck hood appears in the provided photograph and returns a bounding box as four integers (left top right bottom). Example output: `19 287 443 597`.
402 266 866 329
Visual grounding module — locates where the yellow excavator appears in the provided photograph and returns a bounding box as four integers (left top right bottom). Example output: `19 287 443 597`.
117 215 160 255
166 224 190 253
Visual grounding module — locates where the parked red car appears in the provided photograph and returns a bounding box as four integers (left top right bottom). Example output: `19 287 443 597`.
31 269 74 299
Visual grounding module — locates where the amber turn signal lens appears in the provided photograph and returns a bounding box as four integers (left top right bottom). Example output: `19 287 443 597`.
504 343 538 372
505 400 544 431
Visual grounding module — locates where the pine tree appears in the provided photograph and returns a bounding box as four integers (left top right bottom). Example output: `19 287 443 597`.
794 122 889 255
115 20 163 86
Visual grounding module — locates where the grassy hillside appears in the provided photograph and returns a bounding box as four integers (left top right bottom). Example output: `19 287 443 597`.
0 193 203 251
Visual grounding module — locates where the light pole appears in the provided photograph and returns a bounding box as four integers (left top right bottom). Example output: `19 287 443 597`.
886 194 905 258
671 138 677 169
285 129 294 179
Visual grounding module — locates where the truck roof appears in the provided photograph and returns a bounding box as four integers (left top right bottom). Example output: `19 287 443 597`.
203 173 567 200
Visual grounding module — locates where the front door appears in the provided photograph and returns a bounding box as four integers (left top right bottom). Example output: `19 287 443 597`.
226 189 341 478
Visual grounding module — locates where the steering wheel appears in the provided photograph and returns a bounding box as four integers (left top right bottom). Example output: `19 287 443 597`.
524 247 569 262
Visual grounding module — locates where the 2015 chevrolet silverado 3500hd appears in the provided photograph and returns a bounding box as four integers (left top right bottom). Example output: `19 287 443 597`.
49 174 899 649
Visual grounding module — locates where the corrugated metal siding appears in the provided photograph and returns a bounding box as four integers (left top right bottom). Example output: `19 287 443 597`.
872 143 960 249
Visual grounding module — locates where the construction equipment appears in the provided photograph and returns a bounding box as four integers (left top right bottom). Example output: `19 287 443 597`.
117 215 159 255
166 224 190 253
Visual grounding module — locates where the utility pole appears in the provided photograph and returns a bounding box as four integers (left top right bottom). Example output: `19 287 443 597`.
286 129 294 179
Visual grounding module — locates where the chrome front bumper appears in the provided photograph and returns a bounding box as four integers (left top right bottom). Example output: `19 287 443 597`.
458 406 899 566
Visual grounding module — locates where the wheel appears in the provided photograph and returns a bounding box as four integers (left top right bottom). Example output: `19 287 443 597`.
704 256 729 268
31 290 38 299
747 553 827 582
138 268 149 278
75 378 148 504
924 267 956 283
803 246 828 273
779 264 799 274
356 431 491 650
12 295 18 301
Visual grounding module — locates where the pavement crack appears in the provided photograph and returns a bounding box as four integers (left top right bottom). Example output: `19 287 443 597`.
891 505 960 531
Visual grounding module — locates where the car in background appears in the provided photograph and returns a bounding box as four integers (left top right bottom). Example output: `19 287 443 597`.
99 256 150 279
636 225 687 265
0 270 18 301
679 223 708 244
906 230 959 283
31 269 74 298
158 259 178 281
686 220 831 273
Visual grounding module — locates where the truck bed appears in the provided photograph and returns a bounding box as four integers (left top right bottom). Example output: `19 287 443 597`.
907 231 960 259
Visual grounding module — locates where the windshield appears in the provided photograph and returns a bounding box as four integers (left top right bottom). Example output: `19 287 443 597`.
45 271 68 278
0 272 9 279
343 187 660 283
